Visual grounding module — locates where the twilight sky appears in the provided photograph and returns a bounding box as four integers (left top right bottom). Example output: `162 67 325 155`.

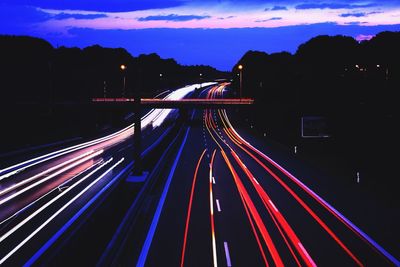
1 0 400 70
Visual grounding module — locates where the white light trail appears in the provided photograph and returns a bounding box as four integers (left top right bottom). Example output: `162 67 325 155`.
0 83 215 181
0 150 96 197
0 157 124 265
0 150 103 206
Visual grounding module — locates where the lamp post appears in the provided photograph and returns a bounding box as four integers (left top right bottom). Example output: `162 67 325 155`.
199 73 203 89
120 64 127 97
133 68 142 176
238 64 243 98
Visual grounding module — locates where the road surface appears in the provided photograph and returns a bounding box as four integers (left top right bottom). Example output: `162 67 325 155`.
139 83 399 267
0 83 216 265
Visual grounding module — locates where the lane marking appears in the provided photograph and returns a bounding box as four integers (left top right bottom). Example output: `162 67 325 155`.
268 199 279 212
224 242 232 267
210 150 218 267
298 242 316 267
216 199 221 212
212 176 216 184
137 118 193 267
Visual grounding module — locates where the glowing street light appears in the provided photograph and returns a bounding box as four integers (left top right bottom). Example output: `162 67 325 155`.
238 64 243 98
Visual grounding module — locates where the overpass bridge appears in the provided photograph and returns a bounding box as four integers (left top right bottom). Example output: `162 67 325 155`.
92 96 254 175
92 98 254 108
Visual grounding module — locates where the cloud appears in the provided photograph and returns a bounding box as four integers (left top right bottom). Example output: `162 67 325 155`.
255 17 282 22
52 13 108 20
340 12 367 18
218 16 236 20
367 11 383 15
355 34 375 41
271 6 288 11
138 14 211 22
339 11 383 18
295 3 377 10
344 21 364 25
0 0 184 12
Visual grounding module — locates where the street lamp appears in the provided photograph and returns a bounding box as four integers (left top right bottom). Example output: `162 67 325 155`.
238 64 243 98
120 64 127 97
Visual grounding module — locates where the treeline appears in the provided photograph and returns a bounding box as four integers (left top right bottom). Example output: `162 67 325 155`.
0 35 227 152
230 31 399 192
231 31 399 143
0 35 228 104
232 31 399 113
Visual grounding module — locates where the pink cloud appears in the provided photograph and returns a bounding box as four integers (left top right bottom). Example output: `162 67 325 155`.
355 34 375 41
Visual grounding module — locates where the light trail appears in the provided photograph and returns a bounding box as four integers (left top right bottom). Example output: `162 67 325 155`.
208 83 370 266
221 149 284 267
0 157 124 265
0 159 104 227
0 83 216 182
0 82 218 266
0 149 104 206
204 84 274 265
214 87 400 266
24 159 135 266
237 184 270 266
0 157 113 244
0 150 96 197
230 150 315 267
180 149 207 267
218 95 364 266
220 106 399 265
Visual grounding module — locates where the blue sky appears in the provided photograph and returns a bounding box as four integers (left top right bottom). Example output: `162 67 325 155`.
1 0 399 70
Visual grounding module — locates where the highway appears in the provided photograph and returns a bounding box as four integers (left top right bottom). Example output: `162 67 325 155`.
0 82 398 266
138 83 399 267
0 82 216 265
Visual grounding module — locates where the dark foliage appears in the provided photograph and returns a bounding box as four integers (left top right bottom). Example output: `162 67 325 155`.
0 35 229 104
0 35 228 152
231 31 400 196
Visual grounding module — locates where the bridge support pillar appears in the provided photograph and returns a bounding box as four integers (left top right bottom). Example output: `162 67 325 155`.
179 108 189 123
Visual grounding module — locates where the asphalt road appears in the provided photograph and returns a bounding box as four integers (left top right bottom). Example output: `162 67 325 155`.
141 83 399 267
0 83 216 266
0 82 398 266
